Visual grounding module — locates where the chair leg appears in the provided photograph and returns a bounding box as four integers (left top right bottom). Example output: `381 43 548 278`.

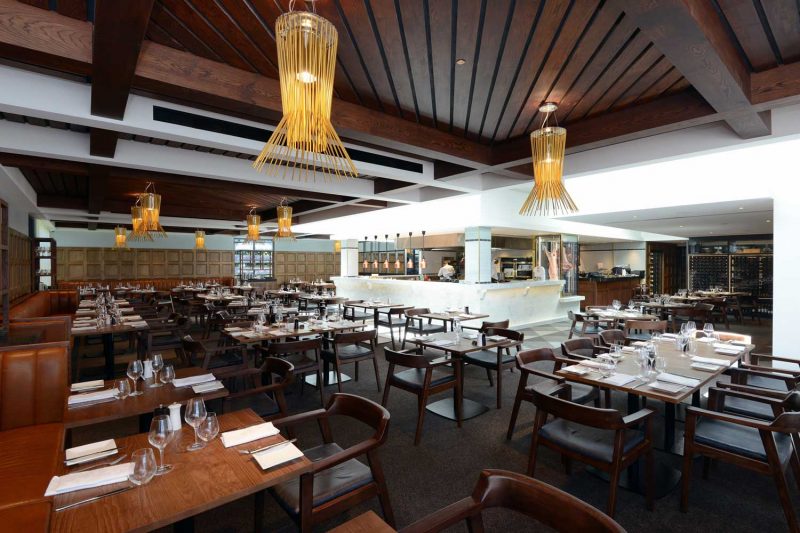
389 327 396 350
414 391 428 446
368 451 396 528
607 464 621 518
507 381 526 440
771 461 800 531
354 360 359 382
381 381 391 407
495 368 502 409
680 449 694 513
485 367 494 387
372 356 381 391
316 369 325 406
335 361 344 393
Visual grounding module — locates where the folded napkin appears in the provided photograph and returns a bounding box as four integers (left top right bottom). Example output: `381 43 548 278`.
458 314 475 319
192 380 224 394
431 339 456 347
71 326 97 332
561 365 590 375
691 356 732 367
714 343 744 353
621 346 638 353
660 333 679 339
128 321 148 328
697 337 716 343
486 335 506 342
68 388 118 406
648 381 685 394
601 373 637 386
44 463 133 496
657 373 700 387
121 315 142 322
172 373 215 388
70 379 105 392
225 327 243 332
632 341 648 347
221 422 280 448
580 360 606 369
65 439 117 466
253 442 304 470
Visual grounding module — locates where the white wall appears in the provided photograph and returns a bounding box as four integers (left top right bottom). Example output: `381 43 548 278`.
52 228 235 250
0 166 41 233
274 239 335 252
773 196 798 357
580 242 646 272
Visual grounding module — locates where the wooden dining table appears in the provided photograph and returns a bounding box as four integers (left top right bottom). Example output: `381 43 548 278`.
50 409 311 533
70 322 151 380
419 311 490 331
222 320 367 346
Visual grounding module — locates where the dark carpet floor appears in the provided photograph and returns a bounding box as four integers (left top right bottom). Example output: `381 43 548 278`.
73 317 791 532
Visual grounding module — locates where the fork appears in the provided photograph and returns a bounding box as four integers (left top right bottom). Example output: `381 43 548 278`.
72 454 128 473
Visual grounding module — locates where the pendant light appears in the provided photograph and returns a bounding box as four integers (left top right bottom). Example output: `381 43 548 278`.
383 234 390 269
275 198 294 239
252 3 357 182
334 240 341 253
520 102 577 216
394 233 401 270
114 226 128 249
372 235 379 270
129 203 152 242
406 232 413 269
139 182 167 238
362 236 369 270
420 230 427 270
245 207 261 242
195 230 206 250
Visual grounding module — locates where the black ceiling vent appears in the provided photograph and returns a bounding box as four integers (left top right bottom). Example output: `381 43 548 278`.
153 106 423 174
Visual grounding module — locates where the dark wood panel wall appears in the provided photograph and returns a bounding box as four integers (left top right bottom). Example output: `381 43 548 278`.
9 228 32 302
273 252 340 285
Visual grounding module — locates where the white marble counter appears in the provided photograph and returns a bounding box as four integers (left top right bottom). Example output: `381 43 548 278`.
332 277 583 328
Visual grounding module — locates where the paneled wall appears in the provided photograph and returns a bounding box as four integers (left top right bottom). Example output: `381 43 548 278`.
273 252 340 283
57 248 234 281
9 229 32 302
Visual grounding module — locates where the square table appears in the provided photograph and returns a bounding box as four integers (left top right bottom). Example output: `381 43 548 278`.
411 332 511 420
419 311 490 332
51 409 311 533
70 322 150 380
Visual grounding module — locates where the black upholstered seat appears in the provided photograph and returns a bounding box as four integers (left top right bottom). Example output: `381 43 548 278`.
694 418 794 463
538 419 645 463
463 349 515 367
393 368 455 389
525 381 597 405
748 374 792 391
322 344 372 361
724 396 775 420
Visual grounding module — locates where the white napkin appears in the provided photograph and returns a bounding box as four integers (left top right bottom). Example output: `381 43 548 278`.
657 373 700 387
172 373 215 388
128 321 148 328
67 389 118 406
121 315 143 322
621 346 638 353
70 380 105 392
580 360 606 369
632 341 648 347
660 333 679 339
486 335 506 342
601 373 637 386
44 463 133 496
65 439 117 465
691 356 732 367
71 326 97 332
648 381 685 393
192 380 224 394
561 365 590 375
225 327 243 332
697 337 716 343
220 422 280 448
714 343 744 353
431 339 455 347
253 442 304 470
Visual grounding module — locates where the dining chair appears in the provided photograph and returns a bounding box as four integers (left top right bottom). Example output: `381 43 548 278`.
728 364 800 392
561 338 609 360
321 329 381 393
376 306 411 349
529 383 655 518
217 357 293 422
462 327 524 409
714 381 797 421
671 303 714 333
462 319 510 333
255 338 326 406
270 393 395 533
623 319 667 342
567 310 607 341
382 347 461 445
681 388 800 530
141 316 190 365
401 308 447 349
707 297 731 329
181 335 244 370
399 469 625 533
599 329 628 348
342 300 371 323
507 348 601 440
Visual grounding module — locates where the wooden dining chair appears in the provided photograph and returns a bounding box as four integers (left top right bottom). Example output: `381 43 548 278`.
217 357 293 422
462 327 524 409
599 329 628 348
399 469 625 533
567 310 607 341
342 300 371 323
623 319 667 342
728 364 800 392
181 335 244 370
561 338 609 360
401 308 447 348
255 338 326 406
270 393 395 533
529 383 655 518
382 347 461 445
462 319 510 333
681 388 800 530
507 348 601 440
376 306 411 349
714 381 798 421
321 329 381 393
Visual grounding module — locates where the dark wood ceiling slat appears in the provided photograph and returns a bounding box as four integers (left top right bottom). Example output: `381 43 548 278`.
427 0 453 129
636 66 684 101
397 0 435 126
150 2 224 62
18 0 47 8
451 0 484 134
715 0 775 71
759 0 800 65
610 56 673 110
146 19 187 51
584 45 663 118
20 168 43 194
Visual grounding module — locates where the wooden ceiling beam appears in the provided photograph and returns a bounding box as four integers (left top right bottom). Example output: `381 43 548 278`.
612 0 770 138
89 128 119 158
86 165 108 229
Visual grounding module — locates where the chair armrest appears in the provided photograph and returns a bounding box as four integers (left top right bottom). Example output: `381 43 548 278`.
714 382 788 399
622 408 655 427
399 497 476 533
310 438 379 473
272 408 327 428
224 381 290 400
685 406 771 430
729 367 799 389
740 363 800 376
708 386 786 413
751 353 800 366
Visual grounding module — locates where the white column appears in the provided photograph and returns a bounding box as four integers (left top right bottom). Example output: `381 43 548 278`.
339 239 359 277
773 196 799 357
464 227 492 283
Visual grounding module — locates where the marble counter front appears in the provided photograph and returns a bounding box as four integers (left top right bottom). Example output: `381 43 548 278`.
332 277 583 328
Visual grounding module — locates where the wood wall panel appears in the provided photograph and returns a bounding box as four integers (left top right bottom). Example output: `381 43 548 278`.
9 229 32 302
270 251 340 284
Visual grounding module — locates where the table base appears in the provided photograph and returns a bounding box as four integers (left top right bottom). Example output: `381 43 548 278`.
426 397 489 421
304 372 352 387
588 461 681 499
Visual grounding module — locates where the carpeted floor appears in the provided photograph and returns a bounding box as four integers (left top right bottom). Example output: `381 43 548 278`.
72 317 791 532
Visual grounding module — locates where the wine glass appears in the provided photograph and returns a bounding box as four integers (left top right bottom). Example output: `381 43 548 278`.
655 356 667 376
197 412 220 444
184 397 208 451
686 321 697 336
703 322 715 338
627 299 634 310
127 360 143 397
128 448 157 486
150 354 164 388
115 379 130 400
160 364 175 385
598 357 615 378
148 415 173 475
612 299 621 311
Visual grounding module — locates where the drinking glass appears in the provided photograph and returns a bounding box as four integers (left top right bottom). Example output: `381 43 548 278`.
637 349 650 380
453 318 462 341
627 299 634 310
160 364 175 385
686 321 697 336
612 299 621 311
703 322 715 338
115 379 130 400
655 356 667 375
197 412 220 444
598 355 615 378
128 448 157 486
184 397 208 451
148 415 173 475
679 323 688 337
127 360 144 396
150 354 164 388
609 344 624 363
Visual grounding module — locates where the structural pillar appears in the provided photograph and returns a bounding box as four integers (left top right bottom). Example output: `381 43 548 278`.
464 227 492 283
772 196 798 357
339 239 359 277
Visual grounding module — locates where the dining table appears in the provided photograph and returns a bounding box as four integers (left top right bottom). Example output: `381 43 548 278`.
50 409 311 533
411 332 512 420
70 321 150 380
345 301 408 329
419 310 490 331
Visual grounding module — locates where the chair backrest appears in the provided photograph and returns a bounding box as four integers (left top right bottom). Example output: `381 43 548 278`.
516 348 556 366
483 327 523 342
266 337 323 357
599 329 626 347
259 356 295 386
0 345 69 430
405 308 431 317
561 338 594 357
481 319 509 331
532 384 627 430
334 329 377 346
400 469 625 533
624 319 667 333
325 392 391 443
384 347 433 369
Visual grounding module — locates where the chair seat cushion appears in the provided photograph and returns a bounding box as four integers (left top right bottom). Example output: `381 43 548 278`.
695 417 793 463
573 326 603 335
538 419 644 463
463 349 515 367
271 442 374 515
566 348 595 359
747 375 791 392
626 333 653 342
724 396 775 421
346 311 371 320
394 368 456 389
406 324 446 335
224 393 280 419
322 345 373 361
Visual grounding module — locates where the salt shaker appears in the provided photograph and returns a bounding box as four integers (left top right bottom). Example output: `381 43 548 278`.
168 403 182 431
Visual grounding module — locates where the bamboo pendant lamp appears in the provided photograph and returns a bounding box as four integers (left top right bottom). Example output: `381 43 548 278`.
195 230 206 250
246 208 261 242
114 226 128 248
275 199 294 239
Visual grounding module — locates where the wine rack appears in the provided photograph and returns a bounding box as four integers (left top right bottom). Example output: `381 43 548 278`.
731 255 772 299
688 255 729 292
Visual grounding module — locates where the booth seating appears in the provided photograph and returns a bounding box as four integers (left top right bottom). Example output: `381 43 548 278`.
9 290 78 320
57 277 236 292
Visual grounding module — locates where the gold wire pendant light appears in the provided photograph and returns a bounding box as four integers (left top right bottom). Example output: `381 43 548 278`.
362 236 368 270
114 226 128 249
195 230 206 250
372 235 378 270
246 208 261 242
394 233 400 270
139 182 167 238
519 103 577 216
275 199 295 239
383 234 389 269
253 4 357 182
129 204 153 242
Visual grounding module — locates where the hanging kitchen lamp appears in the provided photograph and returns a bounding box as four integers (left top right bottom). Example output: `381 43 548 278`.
420 230 427 270
114 226 128 249
406 232 413 269
195 230 206 250
252 3 357 182
383 234 390 269
275 198 294 239
333 240 341 253
519 102 577 216
139 182 167 238
394 233 401 270
129 202 152 242
362 236 369 270
245 208 261 242
372 235 379 270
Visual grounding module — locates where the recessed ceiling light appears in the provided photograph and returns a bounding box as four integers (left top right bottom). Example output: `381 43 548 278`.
766 219 771 223
679 225 685 228
633 215 638 218
455 58 466 65
738 206 744 210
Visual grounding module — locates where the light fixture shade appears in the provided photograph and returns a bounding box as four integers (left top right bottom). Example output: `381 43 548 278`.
195 230 206 250
129 206 152 241
114 226 128 248
421 257 427 270
520 125 576 216
394 258 401 270
275 205 294 239
139 192 167 237
253 11 357 182
246 212 261 242
334 240 341 253
406 256 413 269
383 257 389 269
363 258 369 269
372 258 378 269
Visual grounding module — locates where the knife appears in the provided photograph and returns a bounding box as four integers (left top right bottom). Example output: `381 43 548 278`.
239 438 297 455
64 448 119 464
55 485 135 512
